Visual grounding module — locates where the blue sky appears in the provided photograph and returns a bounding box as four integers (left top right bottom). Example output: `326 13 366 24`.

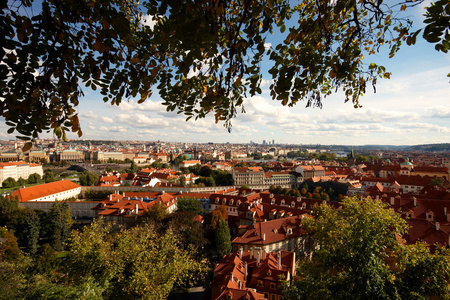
2 1 449 145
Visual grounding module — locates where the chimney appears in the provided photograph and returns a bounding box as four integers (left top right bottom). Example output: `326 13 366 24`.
436 222 440 231
278 250 282 270
413 197 417 207
292 252 296 277
245 262 248 277
263 233 266 241
135 204 138 214
390 197 394 206
376 195 379 201
239 247 243 260
230 272 233 282
109 194 112 201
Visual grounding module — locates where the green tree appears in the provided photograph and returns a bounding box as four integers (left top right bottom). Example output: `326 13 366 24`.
2 177 17 188
67 220 207 299
177 197 205 215
214 219 232 258
179 175 186 186
17 177 26 187
429 177 444 186
143 202 168 223
0 195 20 228
32 243 60 277
16 209 40 255
78 171 99 186
130 161 138 173
173 154 188 167
284 196 450 300
43 170 54 183
48 201 73 251
1 0 446 145
27 173 41 184
166 211 207 252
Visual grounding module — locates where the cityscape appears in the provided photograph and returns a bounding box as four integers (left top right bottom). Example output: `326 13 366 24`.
1 0 450 299
1 137 450 299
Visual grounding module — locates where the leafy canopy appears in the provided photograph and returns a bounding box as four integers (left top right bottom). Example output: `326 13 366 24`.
284 196 450 300
2 0 448 148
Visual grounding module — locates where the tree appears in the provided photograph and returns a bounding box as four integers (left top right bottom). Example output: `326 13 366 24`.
284 196 450 300
16 208 40 255
130 161 138 173
165 211 207 252
67 219 207 299
48 201 73 251
2 0 444 146
179 175 186 186
143 202 168 223
27 173 41 184
177 197 205 215
429 177 444 186
215 219 232 258
2 177 17 188
0 195 20 228
43 170 54 183
78 170 99 186
17 177 26 186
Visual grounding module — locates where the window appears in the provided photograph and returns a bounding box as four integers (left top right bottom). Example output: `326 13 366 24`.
270 283 276 289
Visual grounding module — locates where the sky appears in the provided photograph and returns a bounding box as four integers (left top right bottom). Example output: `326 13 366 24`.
1 1 449 146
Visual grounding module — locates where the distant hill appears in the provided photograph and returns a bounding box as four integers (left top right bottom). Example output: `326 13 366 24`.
404 144 450 152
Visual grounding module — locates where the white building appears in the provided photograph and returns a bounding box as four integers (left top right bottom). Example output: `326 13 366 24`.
0 161 44 185
12 180 82 202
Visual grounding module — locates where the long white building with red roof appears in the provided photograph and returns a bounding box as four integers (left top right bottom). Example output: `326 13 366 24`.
12 180 81 202
0 161 43 185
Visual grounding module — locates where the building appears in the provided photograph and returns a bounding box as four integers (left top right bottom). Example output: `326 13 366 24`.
211 249 295 300
232 215 313 259
232 167 265 186
11 180 82 202
0 161 44 185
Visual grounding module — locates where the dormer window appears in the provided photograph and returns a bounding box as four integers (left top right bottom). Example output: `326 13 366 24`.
223 199 227 205
291 201 295 208
281 199 285 205
230 200 234 205
271 199 275 205
302 202 307 209
286 227 293 235
215 197 219 204
426 211 434 221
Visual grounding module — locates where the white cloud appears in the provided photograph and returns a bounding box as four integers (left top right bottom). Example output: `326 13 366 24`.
82 111 113 123
98 126 127 133
427 106 450 118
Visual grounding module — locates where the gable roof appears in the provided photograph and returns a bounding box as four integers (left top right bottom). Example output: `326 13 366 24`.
12 180 81 202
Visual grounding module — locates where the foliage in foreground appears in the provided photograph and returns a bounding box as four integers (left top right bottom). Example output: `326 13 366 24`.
284 196 450 300
3 0 448 146
67 220 208 299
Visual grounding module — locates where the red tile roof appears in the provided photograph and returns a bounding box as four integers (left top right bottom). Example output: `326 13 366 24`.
12 180 81 202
